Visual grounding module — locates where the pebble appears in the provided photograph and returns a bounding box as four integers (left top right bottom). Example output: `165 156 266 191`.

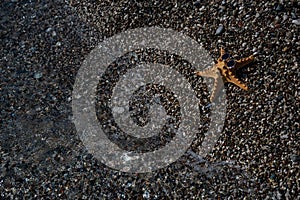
55 41 62 46
290 154 300 164
282 14 288 22
193 1 201 7
291 13 297 19
215 24 225 35
291 19 300 25
282 47 289 52
34 72 43 79
143 191 150 199
274 4 284 12
45 27 52 32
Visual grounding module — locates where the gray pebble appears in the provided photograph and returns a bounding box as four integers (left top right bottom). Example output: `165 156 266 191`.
34 72 43 79
215 24 225 35
282 14 288 22
290 154 300 163
291 12 297 19
292 19 300 25
275 4 283 12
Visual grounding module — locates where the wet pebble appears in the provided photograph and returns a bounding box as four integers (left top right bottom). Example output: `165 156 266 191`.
290 155 300 164
215 24 225 35
282 14 288 22
274 4 284 12
291 19 300 25
34 72 43 79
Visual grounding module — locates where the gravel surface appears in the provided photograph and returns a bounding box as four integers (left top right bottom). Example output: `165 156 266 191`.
1 0 299 199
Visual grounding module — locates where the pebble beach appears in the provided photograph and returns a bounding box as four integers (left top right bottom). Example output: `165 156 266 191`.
1 0 299 199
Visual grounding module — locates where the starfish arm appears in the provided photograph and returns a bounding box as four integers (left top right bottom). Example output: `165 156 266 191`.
225 73 249 90
220 48 225 56
217 48 226 62
195 68 218 79
209 74 224 102
235 55 255 69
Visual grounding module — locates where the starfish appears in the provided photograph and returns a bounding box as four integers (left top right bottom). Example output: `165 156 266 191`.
195 48 255 102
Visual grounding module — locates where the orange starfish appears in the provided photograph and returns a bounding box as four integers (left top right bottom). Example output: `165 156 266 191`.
196 48 255 102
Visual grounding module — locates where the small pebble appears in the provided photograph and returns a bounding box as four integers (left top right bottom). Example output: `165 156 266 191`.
282 47 289 52
282 14 288 22
55 41 62 46
290 155 300 163
274 4 284 12
193 1 201 7
34 72 43 79
45 27 52 32
291 13 297 19
291 19 300 25
215 24 225 35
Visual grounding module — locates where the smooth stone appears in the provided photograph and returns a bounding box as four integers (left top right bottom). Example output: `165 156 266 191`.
34 72 43 79
215 24 225 35
292 19 300 25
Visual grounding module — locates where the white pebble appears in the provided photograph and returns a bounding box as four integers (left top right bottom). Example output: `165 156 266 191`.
292 19 300 25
